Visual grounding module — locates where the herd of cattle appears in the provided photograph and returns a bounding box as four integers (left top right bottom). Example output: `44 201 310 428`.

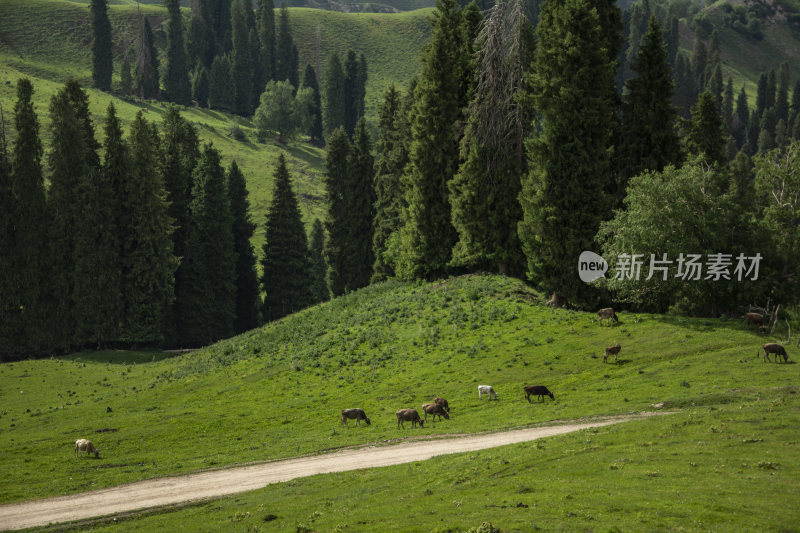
75 309 792 456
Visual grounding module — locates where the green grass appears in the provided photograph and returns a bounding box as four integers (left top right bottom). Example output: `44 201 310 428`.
1 275 798 524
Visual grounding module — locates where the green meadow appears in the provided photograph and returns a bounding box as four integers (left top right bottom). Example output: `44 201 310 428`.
1 275 798 530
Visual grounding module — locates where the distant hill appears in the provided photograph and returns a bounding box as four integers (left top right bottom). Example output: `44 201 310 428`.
63 0 436 12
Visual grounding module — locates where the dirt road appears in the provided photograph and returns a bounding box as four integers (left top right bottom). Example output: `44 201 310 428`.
0 412 664 531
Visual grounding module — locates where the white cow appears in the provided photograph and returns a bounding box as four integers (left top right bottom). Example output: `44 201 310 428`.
75 439 99 458
478 385 498 400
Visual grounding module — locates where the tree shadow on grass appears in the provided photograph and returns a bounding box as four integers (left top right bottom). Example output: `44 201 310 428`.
67 349 184 365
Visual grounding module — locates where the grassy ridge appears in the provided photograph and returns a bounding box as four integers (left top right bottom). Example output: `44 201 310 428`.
1 275 797 511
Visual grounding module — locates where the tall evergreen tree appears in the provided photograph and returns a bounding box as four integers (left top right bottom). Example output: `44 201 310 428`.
0 104 12 355
164 0 192 105
775 61 790 127
396 0 469 280
301 63 323 144
258 0 276 83
121 52 133 96
191 63 210 107
791 80 800 138
188 0 216 69
685 90 727 165
765 68 777 112
275 5 297 86
323 52 346 139
755 71 768 119
372 84 409 282
347 118 376 290
3 79 48 355
664 15 679 67
518 0 619 307
691 36 707 94
450 0 531 275
722 77 734 134
673 53 695 118
308 219 328 304
136 17 160 99
620 15 681 185
180 143 236 345
733 84 749 148
261 153 313 322
122 113 177 344
90 0 113 91
227 161 261 332
324 127 352 297
208 53 234 111
231 0 253 115
343 50 360 138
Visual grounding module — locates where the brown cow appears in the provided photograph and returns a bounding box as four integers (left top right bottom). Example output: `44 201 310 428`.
341 408 371 427
762 343 788 363
597 307 618 326
604 343 621 363
433 396 450 414
744 312 765 328
396 409 424 429
422 403 450 422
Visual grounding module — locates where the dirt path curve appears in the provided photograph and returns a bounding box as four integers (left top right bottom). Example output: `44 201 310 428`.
0 412 666 531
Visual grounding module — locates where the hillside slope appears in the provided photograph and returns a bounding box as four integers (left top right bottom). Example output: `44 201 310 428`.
0 274 796 507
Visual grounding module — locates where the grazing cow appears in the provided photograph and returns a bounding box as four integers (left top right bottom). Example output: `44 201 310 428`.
524 385 555 403
604 343 621 363
341 408 371 427
597 307 618 326
422 403 450 422
396 409 424 429
762 343 789 363
75 439 99 458
744 312 765 329
433 396 450 414
478 385 498 400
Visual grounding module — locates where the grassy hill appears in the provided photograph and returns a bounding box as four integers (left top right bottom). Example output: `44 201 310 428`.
1 274 798 530
0 0 432 247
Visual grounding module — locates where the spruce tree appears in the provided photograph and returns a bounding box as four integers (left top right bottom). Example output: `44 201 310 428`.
227 161 261 332
180 143 236 344
450 0 531 275
301 64 323 144
691 36 707 94
275 5 297 86
261 153 313 322
620 15 681 184
518 0 619 307
343 50 360 138
258 0 276 83
347 118 376 290
765 69 776 111
121 53 133 96
396 0 469 280
371 84 409 282
775 61 790 126
685 90 727 165
722 77 734 134
191 63 210 107
324 127 351 297
164 0 192 105
4 79 48 355
308 218 328 304
188 0 216 69
122 113 177 344
231 0 253 115
791 80 800 138
673 54 695 118
91 0 113 91
136 17 160 99
755 71 768 119
323 52 346 139
733 84 749 148
209 54 234 111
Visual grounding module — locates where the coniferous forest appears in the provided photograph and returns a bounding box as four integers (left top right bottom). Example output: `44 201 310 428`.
1 0 800 359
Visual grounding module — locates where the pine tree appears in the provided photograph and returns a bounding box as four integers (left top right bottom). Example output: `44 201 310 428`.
371 84 409 282
775 61 790 126
91 0 113 91
188 0 216 69
396 0 469 280
620 15 681 189
209 54 234 111
673 53 695 118
164 0 192 105
343 50 360 138
664 15 679 67
136 17 160 99
691 36 707 94
261 153 313 322
231 0 253 115
746 108 760 156
450 0 531 275
733 84 749 148
722 77 734 134
208 0 233 53
685 90 727 165
308 219 328 304
74 108 122 347
755 71 768 119
347 118 376 290
227 161 261 332
122 113 177 344
323 127 351 297
323 52 346 139
301 64 323 144
275 5 297 86
121 52 133 96
191 63 210 107
258 0 276 83
791 80 800 138
765 69 777 111
518 0 619 307
3 79 48 355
